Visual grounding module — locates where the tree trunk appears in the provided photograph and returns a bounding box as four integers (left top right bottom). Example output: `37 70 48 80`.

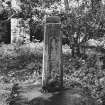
72 44 80 58
64 0 70 13
71 32 80 58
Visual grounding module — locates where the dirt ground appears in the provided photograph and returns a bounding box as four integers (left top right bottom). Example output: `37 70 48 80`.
7 83 97 105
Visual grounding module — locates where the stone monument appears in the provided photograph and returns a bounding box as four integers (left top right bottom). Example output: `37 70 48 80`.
11 18 30 44
42 16 63 88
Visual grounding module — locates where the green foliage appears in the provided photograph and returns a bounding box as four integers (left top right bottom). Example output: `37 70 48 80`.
0 83 12 105
0 42 43 83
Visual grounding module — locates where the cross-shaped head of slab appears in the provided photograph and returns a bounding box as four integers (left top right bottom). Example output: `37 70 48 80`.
46 16 60 23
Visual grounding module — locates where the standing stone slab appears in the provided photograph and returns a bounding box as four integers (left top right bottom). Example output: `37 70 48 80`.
11 18 30 43
42 16 63 88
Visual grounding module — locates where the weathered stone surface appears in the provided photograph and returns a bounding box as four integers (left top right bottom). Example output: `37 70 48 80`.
11 18 30 43
46 16 61 23
42 16 63 88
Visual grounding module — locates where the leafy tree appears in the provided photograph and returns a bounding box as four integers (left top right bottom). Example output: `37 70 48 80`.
1 0 105 57
61 0 105 57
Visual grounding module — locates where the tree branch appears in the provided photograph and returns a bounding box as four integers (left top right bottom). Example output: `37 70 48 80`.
0 13 15 24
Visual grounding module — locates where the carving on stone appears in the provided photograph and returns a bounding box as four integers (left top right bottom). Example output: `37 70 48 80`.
42 16 63 88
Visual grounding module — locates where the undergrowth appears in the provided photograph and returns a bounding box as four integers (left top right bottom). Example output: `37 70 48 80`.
0 42 104 105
